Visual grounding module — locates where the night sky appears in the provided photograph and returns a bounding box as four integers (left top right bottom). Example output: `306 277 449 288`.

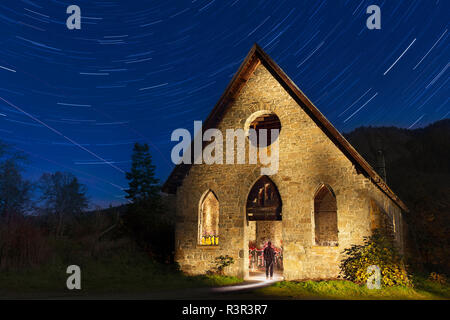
0 0 448 207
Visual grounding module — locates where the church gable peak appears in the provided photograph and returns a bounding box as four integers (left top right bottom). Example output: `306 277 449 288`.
163 44 408 213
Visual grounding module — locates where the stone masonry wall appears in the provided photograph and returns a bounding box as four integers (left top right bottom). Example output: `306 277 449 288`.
315 211 338 246
174 62 405 280
256 221 282 249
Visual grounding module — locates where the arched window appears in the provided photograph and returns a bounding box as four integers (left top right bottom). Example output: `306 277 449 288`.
246 175 282 221
314 185 338 246
198 190 219 246
245 111 281 148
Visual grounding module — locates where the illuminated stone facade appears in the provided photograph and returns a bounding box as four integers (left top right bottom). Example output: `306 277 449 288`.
166 47 406 280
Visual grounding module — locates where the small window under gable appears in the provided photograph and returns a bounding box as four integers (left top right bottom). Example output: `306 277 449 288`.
248 112 281 148
198 190 219 246
314 185 338 246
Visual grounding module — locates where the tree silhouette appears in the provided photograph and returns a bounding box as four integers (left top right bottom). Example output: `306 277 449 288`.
0 142 32 219
38 172 88 236
125 143 159 203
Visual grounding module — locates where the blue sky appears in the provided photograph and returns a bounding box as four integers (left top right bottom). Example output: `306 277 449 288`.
0 0 448 207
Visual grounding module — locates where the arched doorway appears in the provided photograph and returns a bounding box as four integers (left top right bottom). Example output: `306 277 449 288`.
246 176 283 278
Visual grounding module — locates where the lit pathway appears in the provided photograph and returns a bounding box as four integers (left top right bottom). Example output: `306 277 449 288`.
99 272 282 299
211 272 283 294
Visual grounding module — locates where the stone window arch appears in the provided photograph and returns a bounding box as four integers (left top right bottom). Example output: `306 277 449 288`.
314 185 338 246
198 190 219 246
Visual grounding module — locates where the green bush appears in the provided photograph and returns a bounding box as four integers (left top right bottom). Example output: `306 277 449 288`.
340 230 411 287
429 272 447 285
121 199 175 263
213 255 235 275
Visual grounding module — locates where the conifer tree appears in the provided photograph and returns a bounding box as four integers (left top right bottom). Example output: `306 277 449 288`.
125 143 159 203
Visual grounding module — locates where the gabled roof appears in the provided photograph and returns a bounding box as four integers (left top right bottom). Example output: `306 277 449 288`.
162 44 408 212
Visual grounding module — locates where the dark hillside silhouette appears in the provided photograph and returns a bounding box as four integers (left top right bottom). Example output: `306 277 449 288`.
345 119 450 274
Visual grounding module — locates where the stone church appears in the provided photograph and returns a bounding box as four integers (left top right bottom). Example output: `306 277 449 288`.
162 44 408 280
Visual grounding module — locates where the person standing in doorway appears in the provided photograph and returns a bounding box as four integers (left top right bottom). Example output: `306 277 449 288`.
264 241 275 279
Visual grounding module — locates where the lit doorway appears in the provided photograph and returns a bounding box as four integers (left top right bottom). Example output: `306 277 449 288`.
246 176 283 279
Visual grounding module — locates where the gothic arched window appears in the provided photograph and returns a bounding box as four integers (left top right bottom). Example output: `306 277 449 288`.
198 190 219 246
314 185 338 246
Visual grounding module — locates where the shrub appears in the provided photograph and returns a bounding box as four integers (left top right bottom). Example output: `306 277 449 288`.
121 199 175 263
0 215 50 270
340 230 411 287
429 272 447 285
213 255 235 275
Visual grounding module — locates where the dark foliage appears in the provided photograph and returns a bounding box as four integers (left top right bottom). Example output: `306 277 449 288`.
122 143 175 263
0 214 50 270
125 143 159 202
0 143 32 217
345 119 450 274
38 171 89 237
122 198 175 263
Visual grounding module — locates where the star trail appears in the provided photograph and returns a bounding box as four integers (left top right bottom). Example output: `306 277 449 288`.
0 0 448 207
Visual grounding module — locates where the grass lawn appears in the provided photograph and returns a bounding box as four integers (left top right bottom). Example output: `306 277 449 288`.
0 242 447 300
256 277 450 300
0 250 243 298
